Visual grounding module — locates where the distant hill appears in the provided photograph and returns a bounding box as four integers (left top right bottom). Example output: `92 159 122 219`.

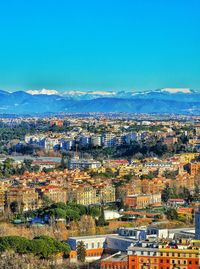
0 88 200 114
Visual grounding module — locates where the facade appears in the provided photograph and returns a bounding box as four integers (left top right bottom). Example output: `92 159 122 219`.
128 241 200 269
188 162 200 176
6 187 38 211
60 138 75 151
68 157 101 170
96 185 116 204
91 135 102 147
124 194 161 209
37 185 67 203
67 235 106 262
44 138 59 151
103 133 116 147
68 186 97 205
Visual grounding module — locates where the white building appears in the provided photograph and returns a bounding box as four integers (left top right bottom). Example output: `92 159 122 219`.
68 157 101 170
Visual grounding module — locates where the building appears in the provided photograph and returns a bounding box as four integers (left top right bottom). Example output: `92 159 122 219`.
100 252 128 269
91 135 102 147
44 138 59 151
60 138 75 151
128 240 200 269
188 162 200 176
67 235 106 262
124 194 161 209
37 185 67 204
6 187 38 212
68 186 97 205
68 157 101 170
31 160 58 171
103 133 116 147
95 184 116 204
79 135 91 148
167 198 186 207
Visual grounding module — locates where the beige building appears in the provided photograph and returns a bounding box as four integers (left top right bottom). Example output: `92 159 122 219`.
6 187 38 212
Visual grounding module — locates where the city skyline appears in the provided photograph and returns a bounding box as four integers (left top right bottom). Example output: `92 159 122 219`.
0 0 200 92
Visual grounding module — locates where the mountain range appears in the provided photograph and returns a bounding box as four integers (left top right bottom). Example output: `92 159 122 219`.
0 88 200 115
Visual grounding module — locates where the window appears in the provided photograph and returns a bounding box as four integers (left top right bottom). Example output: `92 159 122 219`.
97 242 100 248
189 261 192 264
166 260 169 263
91 242 94 248
160 259 163 263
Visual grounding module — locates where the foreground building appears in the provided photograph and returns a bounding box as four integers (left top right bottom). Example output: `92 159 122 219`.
67 235 106 262
128 240 200 269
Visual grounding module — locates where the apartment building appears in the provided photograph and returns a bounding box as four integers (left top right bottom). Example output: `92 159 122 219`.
37 185 67 203
128 241 199 269
6 187 38 212
124 194 161 209
68 185 97 205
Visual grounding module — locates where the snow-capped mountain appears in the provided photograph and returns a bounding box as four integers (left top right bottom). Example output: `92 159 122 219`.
26 89 59 95
0 88 199 114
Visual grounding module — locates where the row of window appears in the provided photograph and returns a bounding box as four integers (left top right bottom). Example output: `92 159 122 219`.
86 252 102 257
84 242 101 248
101 266 127 269
139 258 198 265
137 251 198 258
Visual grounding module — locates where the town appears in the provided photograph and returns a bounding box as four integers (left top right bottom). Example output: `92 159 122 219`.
0 114 199 268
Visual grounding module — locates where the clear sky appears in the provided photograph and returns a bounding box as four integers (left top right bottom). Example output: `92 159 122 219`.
0 0 200 92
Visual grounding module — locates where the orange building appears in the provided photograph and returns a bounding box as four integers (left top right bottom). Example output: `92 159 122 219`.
50 120 63 126
188 162 200 176
128 241 199 269
124 194 161 209
70 248 104 262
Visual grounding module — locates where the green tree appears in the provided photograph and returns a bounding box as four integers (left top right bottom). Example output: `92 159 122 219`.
10 201 19 214
161 184 171 203
97 206 106 226
165 207 178 220
76 241 86 263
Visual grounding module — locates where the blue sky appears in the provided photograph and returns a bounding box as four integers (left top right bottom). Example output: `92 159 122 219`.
0 0 200 92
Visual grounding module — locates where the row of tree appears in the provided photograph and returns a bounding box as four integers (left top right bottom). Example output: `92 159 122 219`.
161 184 199 203
0 158 40 178
0 235 70 258
21 202 107 227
